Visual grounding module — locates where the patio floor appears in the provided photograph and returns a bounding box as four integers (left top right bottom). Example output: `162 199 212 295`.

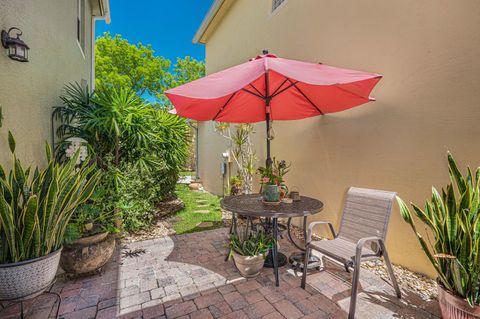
1 228 440 319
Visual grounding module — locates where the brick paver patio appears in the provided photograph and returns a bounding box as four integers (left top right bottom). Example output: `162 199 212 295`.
1 228 440 319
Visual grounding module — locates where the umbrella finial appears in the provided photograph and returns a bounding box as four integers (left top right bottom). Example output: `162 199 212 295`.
262 49 269 55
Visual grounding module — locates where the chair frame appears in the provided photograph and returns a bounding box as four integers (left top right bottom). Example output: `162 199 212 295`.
300 189 401 319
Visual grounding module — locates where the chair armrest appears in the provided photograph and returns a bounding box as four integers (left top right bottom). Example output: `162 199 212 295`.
355 236 382 255
307 221 337 244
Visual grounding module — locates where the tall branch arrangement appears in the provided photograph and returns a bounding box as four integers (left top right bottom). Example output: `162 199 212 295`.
215 123 257 194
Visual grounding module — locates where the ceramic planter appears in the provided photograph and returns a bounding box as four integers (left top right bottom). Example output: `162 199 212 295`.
232 251 266 278
0 248 62 301
60 232 115 275
438 284 480 319
263 184 280 202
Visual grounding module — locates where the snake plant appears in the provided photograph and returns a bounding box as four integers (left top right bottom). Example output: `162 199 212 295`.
0 132 100 264
228 228 273 258
397 152 480 306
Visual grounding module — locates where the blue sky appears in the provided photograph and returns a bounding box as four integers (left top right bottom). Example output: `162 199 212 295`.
96 0 213 63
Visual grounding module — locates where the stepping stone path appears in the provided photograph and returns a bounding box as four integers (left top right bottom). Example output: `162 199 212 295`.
194 210 210 214
196 221 214 228
197 204 209 207
196 199 208 203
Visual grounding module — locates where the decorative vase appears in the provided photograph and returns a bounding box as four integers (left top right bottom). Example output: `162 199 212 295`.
0 248 62 301
232 251 267 278
60 232 115 275
263 184 280 202
438 284 480 319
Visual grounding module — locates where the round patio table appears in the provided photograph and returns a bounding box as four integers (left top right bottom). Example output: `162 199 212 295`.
221 194 323 287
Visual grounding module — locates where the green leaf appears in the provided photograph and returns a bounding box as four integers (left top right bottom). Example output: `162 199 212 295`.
7 131 15 153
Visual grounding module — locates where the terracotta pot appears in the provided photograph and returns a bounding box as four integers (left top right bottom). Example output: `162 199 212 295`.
438 284 480 319
0 248 62 301
60 232 115 275
232 251 266 278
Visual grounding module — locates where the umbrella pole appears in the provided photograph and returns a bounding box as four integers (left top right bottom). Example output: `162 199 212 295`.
266 113 271 167
265 67 272 168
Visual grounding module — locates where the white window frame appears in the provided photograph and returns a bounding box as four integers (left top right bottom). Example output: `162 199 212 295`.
271 0 288 15
77 0 86 58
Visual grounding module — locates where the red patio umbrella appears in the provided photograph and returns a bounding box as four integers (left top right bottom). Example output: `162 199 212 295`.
165 51 382 164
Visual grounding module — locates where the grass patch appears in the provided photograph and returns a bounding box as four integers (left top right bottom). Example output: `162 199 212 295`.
173 184 222 234
179 171 196 176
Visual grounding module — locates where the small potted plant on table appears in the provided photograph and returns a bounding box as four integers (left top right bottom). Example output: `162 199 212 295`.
228 229 273 278
258 158 290 203
0 133 99 301
397 153 480 319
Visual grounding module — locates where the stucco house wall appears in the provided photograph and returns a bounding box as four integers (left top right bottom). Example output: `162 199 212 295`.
0 0 108 167
195 0 480 277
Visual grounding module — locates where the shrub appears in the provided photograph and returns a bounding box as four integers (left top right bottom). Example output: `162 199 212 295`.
53 84 189 232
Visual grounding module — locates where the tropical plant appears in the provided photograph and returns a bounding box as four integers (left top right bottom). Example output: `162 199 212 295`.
397 152 480 306
229 175 243 196
0 132 100 263
215 123 257 194
228 228 273 258
258 158 291 186
53 85 190 232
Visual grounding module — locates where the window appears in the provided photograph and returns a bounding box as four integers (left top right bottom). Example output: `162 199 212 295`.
77 0 85 53
272 0 286 12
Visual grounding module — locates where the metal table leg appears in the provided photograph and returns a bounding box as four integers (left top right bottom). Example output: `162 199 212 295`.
287 216 322 271
225 212 238 262
272 217 279 286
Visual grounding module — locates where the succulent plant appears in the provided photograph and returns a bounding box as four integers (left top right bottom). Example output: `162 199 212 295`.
0 132 100 263
397 152 480 306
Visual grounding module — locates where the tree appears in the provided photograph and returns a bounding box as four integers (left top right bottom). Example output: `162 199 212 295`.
95 33 171 97
95 33 205 105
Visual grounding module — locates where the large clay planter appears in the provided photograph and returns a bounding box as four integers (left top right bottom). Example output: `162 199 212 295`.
232 251 266 278
0 248 62 301
60 232 115 275
438 284 480 319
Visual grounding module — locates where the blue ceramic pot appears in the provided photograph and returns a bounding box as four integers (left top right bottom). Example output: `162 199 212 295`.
263 184 280 202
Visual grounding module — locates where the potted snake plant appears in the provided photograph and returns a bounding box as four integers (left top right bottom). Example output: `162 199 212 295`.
0 132 100 301
228 228 273 278
397 152 480 318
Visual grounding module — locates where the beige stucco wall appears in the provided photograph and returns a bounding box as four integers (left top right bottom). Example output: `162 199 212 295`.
0 0 94 168
198 0 480 277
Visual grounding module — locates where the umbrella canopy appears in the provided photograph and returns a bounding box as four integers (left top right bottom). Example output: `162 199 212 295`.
165 53 382 123
165 52 382 164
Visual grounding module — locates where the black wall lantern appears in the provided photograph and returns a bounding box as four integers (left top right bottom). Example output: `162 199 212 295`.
1 27 29 62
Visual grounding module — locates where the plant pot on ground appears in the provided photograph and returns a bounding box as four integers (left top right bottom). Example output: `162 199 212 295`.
228 228 273 278
397 152 480 318
60 229 115 275
61 192 118 275
0 132 100 301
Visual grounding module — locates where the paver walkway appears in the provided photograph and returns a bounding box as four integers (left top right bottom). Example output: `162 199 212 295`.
2 228 440 319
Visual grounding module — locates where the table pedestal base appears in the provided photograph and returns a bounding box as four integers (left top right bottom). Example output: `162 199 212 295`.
289 252 322 270
264 252 287 268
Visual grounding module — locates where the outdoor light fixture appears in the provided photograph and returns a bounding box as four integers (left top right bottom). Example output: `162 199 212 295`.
1 27 29 62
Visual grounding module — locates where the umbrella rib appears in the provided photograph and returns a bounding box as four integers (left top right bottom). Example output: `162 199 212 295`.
241 88 265 100
249 84 264 97
271 79 299 98
287 79 324 115
271 78 289 96
212 92 237 121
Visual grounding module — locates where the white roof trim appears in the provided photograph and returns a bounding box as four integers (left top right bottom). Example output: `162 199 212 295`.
192 0 225 44
96 0 111 24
